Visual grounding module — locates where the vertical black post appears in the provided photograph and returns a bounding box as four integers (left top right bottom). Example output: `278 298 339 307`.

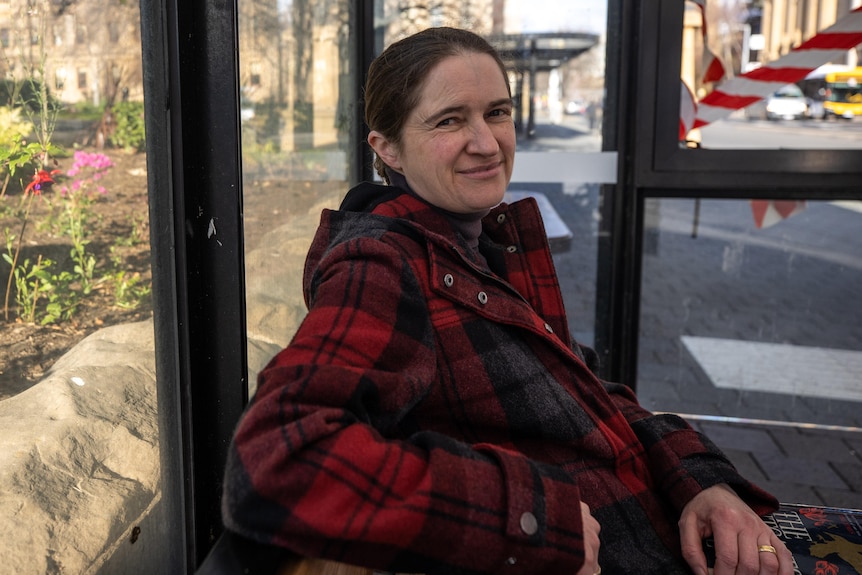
145 0 248 569
140 0 187 570
594 0 642 388
527 37 537 138
353 0 376 184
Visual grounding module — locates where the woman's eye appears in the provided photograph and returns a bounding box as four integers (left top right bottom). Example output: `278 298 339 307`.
437 117 456 127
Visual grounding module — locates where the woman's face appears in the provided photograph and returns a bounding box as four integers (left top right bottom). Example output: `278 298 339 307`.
368 52 515 214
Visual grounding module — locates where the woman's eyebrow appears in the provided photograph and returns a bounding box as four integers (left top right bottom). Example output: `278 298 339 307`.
424 105 467 125
490 98 515 109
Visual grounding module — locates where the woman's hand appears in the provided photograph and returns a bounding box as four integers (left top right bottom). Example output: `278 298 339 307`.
575 501 602 575
678 484 793 575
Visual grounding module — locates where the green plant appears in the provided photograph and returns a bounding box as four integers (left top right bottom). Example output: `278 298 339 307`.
2 233 78 325
2 169 59 320
54 151 114 296
6 254 51 323
0 106 30 141
110 101 146 151
113 214 148 247
0 106 62 200
15 1 62 167
107 269 151 310
0 78 60 115
0 0 67 321
105 220 151 310
3 150 121 324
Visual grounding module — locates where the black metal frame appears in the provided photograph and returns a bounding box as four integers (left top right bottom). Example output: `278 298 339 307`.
645 1 862 191
142 0 377 571
143 0 248 568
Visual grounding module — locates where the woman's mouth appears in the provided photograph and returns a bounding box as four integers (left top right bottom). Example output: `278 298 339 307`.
460 161 503 177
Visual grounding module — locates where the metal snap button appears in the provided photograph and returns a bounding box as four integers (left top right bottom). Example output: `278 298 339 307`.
444 274 454 287
519 511 538 535
497 213 506 224
544 322 554 333
506 245 517 253
477 291 488 304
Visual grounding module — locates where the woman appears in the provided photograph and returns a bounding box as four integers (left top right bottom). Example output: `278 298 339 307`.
222 27 792 575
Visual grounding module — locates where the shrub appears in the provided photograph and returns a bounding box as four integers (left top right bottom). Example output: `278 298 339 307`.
0 107 31 142
0 78 60 113
110 101 146 151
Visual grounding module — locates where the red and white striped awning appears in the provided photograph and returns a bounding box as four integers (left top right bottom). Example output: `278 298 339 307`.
690 6 862 131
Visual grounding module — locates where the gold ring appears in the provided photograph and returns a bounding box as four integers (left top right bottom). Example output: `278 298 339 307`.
758 544 777 554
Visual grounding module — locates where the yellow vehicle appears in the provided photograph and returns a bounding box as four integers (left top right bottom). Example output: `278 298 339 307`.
823 67 862 120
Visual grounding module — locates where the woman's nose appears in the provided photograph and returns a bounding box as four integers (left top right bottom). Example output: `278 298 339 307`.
466 120 500 155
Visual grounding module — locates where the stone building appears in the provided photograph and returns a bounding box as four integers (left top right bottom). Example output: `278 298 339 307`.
683 0 860 98
0 0 143 107
759 0 860 65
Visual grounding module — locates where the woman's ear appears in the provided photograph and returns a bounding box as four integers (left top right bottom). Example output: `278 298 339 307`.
367 131 401 170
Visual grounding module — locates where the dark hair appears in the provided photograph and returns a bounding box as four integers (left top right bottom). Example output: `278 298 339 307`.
364 27 510 183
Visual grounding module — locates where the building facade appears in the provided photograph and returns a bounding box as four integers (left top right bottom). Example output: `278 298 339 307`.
0 0 142 108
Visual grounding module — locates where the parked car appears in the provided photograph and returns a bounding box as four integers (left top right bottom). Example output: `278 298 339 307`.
745 84 810 120
565 99 586 115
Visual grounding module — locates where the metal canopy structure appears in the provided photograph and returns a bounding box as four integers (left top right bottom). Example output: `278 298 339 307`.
489 32 600 72
487 32 600 137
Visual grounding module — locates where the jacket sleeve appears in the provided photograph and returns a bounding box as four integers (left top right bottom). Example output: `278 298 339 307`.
601 380 778 517
222 235 587 575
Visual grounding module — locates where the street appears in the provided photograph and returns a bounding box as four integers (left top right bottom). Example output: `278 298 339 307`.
698 114 862 149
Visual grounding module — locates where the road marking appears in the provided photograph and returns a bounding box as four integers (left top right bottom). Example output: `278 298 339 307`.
681 336 862 402
832 200 862 214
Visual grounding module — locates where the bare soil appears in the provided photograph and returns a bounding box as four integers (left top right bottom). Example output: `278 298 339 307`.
0 149 152 400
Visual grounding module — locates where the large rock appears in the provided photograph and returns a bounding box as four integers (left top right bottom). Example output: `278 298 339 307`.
244 193 341 392
0 320 159 574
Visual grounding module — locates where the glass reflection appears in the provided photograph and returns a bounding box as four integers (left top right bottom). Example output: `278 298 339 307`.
238 0 612 388
681 1 862 150
638 197 862 427
239 0 355 389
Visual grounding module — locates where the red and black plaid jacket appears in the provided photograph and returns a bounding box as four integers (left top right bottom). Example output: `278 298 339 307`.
222 183 778 574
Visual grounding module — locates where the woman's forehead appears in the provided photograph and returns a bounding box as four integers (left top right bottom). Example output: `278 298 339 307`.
416 53 509 107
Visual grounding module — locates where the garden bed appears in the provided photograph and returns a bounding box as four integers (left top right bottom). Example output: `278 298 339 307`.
0 148 152 400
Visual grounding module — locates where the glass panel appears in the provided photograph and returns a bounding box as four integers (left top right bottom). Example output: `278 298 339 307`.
374 0 610 348
637 197 862 428
240 0 355 390
240 0 610 368
0 0 160 571
681 2 862 149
